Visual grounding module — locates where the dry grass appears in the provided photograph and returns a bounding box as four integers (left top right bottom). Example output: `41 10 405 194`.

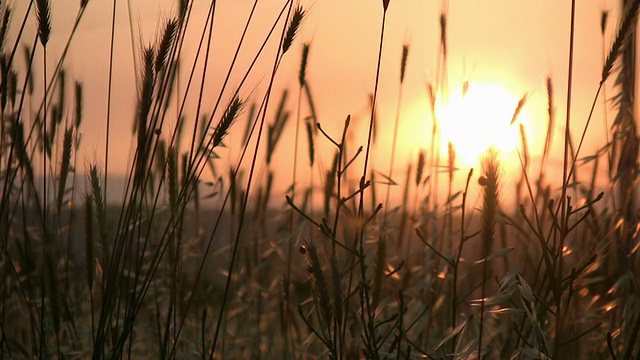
1 1 640 359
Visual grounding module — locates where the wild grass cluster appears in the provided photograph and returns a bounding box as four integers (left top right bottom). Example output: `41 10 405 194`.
1 0 640 358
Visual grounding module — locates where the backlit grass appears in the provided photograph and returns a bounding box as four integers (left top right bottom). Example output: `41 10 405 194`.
1 0 639 358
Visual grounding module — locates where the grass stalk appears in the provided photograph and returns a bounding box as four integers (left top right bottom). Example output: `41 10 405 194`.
478 149 500 358
210 2 294 356
556 1 577 354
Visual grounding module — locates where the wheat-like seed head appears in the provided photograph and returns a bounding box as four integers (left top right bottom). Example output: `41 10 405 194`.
601 10 609 35
282 5 305 55
56 127 73 213
35 0 51 46
510 93 528 125
303 241 332 327
1 53 11 111
427 83 436 115
74 82 83 128
440 12 447 57
546 76 554 122
155 139 166 176
305 116 315 166
84 194 94 290
541 76 555 163
298 43 310 87
416 149 426 187
22 45 34 95
480 148 500 251
602 0 640 84
267 90 289 165
10 118 32 180
155 18 178 74
8 69 17 108
0 8 11 52
58 68 66 108
89 164 108 260
211 95 243 150
137 46 155 131
89 165 103 213
324 152 338 218
400 44 409 84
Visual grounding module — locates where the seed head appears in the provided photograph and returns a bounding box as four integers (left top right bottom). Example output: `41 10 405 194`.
282 5 305 55
35 0 51 46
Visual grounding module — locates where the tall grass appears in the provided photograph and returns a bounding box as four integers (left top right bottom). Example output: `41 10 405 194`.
1 0 639 358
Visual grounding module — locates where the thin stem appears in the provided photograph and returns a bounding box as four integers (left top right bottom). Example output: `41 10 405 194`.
452 168 473 354
40 45 48 360
356 7 387 359
384 70 404 225
359 10 386 209
187 2 216 168
209 2 293 356
556 0 576 357
282 62 304 358
104 0 117 207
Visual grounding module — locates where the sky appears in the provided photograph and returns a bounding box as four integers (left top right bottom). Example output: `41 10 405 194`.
12 0 631 204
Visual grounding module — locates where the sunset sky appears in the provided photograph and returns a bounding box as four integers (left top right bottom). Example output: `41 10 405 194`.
13 0 630 201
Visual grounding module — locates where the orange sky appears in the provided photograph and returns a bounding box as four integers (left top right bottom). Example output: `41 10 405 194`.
13 0 631 203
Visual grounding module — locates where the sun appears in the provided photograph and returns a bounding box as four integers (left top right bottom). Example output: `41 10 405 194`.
436 83 530 168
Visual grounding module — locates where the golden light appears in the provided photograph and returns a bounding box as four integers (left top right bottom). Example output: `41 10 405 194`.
437 83 530 168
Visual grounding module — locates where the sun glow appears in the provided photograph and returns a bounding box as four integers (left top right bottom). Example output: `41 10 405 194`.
437 83 530 168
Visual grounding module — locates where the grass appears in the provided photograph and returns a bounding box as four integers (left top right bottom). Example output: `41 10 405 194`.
1 0 640 358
